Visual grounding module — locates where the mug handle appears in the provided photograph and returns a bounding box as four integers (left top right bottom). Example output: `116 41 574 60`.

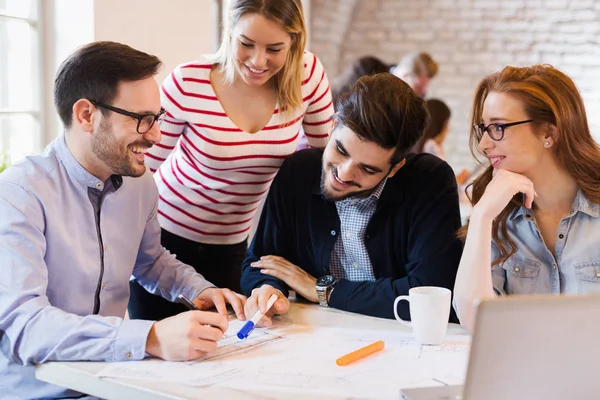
393 295 412 328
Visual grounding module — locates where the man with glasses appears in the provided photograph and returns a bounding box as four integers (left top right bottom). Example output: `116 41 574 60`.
0 41 246 400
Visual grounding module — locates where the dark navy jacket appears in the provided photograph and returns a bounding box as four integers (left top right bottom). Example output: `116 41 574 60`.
241 148 462 321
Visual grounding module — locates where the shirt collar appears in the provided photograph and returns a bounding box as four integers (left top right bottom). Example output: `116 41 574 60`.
53 134 123 192
572 188 600 218
510 187 600 221
368 176 387 200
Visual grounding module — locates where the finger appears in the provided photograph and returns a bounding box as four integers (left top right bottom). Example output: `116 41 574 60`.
236 292 248 302
257 288 271 314
260 255 281 261
224 290 246 320
272 297 290 313
523 185 536 209
255 313 273 328
187 349 210 361
190 336 219 354
212 292 228 317
252 260 283 271
244 292 259 316
190 310 229 334
260 268 283 279
194 298 213 310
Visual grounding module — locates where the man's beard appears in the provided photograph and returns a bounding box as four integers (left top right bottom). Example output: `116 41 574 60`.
319 165 383 202
91 118 152 178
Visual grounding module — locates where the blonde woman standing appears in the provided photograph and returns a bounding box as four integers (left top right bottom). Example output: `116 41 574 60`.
129 0 334 320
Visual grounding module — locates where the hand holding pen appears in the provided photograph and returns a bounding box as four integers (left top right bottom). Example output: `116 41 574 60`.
243 284 291 327
237 294 279 339
145 295 228 361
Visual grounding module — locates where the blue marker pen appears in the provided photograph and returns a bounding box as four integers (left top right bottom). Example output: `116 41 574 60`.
237 293 278 340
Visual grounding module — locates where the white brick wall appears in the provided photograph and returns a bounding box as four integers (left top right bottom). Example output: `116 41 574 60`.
310 0 600 173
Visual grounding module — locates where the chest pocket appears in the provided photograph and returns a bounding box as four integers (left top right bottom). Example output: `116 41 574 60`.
575 262 600 294
502 256 541 295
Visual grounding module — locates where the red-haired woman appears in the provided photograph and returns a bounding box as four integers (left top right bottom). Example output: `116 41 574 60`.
454 65 600 331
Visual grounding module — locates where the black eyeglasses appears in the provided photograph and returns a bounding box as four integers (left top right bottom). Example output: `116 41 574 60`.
90 100 166 134
473 119 534 141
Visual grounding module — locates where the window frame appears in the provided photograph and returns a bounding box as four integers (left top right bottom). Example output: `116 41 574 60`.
0 0 44 163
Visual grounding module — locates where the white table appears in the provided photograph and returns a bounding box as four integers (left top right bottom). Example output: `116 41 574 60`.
36 303 468 399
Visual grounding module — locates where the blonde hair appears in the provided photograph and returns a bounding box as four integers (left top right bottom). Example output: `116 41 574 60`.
210 0 306 116
397 52 438 78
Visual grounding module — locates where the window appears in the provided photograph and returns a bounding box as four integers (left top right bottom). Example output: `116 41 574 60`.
0 0 41 165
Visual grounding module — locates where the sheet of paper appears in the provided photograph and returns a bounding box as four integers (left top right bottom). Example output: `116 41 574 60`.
217 325 470 399
95 319 282 386
95 359 241 387
96 321 469 398
200 319 284 361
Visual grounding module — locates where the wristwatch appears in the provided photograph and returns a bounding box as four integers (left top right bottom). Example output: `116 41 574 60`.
316 275 337 307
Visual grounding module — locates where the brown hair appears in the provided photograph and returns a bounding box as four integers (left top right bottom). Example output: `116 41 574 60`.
331 56 390 107
54 41 162 128
412 98 451 153
458 64 600 265
396 51 438 79
210 0 306 115
333 73 429 165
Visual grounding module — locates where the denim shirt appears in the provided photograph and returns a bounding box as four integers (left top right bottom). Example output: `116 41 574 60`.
0 135 214 400
492 189 600 295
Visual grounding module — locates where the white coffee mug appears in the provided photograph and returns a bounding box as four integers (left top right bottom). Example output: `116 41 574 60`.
393 286 451 345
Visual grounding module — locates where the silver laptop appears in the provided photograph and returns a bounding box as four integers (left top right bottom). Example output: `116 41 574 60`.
401 294 600 400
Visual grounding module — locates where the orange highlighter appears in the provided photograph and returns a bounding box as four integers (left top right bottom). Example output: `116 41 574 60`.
336 340 385 366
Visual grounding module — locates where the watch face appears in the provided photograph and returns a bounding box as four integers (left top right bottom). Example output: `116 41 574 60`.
317 275 336 286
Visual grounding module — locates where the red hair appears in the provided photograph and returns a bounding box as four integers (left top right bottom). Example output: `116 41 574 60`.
458 65 600 265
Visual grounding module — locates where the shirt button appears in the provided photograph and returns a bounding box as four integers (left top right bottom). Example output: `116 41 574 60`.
558 234 564 239
514 267 520 272
96 183 102 189
104 244 108 250
330 230 336 236
126 353 133 359
345 232 352 238
525 214 532 219
351 200 356 205
353 263 359 269
596 272 600 278
553 263 557 269
101 283 107 290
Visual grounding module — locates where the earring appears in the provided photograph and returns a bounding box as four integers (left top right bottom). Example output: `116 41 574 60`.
544 141 550 147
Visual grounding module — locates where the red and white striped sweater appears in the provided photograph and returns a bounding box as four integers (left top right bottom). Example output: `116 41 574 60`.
146 51 334 245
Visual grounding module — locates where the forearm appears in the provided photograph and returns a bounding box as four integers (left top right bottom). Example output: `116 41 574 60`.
329 276 421 319
2 302 153 365
453 210 496 331
240 257 289 297
134 250 215 302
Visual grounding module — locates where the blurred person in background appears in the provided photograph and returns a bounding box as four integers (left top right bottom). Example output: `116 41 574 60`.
391 51 438 98
331 55 390 107
413 98 471 185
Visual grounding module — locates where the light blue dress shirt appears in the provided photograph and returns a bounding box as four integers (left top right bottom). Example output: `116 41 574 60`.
492 189 600 295
329 179 387 281
0 135 215 400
